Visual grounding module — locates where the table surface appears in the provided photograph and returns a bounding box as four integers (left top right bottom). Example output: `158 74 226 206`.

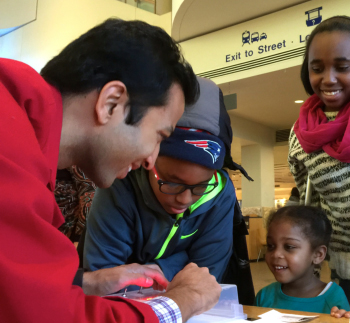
244 305 349 322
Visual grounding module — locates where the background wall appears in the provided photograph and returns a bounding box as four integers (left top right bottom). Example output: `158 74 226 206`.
0 0 307 206
0 0 171 71
0 0 37 30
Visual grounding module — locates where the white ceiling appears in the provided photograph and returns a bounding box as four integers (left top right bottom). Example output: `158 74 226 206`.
220 65 309 130
173 0 312 130
172 0 311 42
172 0 312 198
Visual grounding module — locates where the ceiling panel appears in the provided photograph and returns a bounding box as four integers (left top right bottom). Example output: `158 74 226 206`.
173 0 310 42
221 65 308 130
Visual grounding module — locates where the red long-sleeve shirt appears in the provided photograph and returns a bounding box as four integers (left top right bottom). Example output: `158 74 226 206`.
0 58 158 323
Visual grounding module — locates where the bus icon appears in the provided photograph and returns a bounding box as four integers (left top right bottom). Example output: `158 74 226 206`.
251 32 259 43
305 7 322 27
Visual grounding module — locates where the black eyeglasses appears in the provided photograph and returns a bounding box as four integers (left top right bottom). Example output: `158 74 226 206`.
152 166 218 196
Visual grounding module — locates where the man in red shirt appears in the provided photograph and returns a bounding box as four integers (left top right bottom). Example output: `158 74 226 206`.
0 19 220 323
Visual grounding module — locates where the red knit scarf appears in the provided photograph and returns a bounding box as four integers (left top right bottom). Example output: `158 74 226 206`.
294 94 350 163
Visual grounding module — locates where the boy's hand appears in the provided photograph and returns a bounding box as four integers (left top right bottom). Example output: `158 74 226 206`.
331 306 350 318
143 264 166 291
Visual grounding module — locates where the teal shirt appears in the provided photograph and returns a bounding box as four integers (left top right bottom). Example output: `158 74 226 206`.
255 282 350 314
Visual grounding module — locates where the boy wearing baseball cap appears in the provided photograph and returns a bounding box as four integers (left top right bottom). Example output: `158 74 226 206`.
83 77 250 284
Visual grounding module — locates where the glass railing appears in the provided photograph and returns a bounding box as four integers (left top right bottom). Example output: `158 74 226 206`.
117 0 171 15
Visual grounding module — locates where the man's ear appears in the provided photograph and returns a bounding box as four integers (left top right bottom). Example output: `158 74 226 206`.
312 245 327 265
94 81 129 125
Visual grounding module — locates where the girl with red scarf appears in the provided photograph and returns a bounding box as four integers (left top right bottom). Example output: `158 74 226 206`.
289 16 350 305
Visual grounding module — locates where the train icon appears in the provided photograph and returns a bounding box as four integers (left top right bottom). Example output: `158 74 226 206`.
242 30 250 45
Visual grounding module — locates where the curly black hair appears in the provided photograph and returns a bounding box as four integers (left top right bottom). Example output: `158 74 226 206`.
267 206 332 249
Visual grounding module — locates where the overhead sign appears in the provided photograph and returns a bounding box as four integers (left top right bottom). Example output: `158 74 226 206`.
180 0 350 84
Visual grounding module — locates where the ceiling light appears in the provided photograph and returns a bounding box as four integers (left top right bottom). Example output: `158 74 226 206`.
294 100 304 103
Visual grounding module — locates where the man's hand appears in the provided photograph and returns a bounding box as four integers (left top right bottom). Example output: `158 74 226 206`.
82 263 169 296
163 263 221 322
331 306 350 318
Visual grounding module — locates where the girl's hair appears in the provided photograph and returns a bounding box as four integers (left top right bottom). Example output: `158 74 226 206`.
267 206 332 249
291 187 300 198
301 15 350 95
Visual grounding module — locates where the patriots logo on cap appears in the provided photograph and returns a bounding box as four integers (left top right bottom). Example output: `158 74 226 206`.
184 140 221 164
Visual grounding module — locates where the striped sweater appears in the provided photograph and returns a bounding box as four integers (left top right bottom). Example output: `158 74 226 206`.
289 111 350 280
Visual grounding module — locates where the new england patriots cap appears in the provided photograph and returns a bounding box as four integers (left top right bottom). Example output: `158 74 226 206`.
160 77 253 180
159 126 225 170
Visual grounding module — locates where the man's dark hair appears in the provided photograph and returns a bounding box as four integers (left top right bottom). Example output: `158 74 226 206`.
267 206 332 249
41 18 199 125
301 16 350 95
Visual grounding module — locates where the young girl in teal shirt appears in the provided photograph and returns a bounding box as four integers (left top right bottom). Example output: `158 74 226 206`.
255 206 350 318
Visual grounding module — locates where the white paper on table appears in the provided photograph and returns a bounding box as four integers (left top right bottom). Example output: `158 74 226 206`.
257 310 318 322
187 314 247 323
